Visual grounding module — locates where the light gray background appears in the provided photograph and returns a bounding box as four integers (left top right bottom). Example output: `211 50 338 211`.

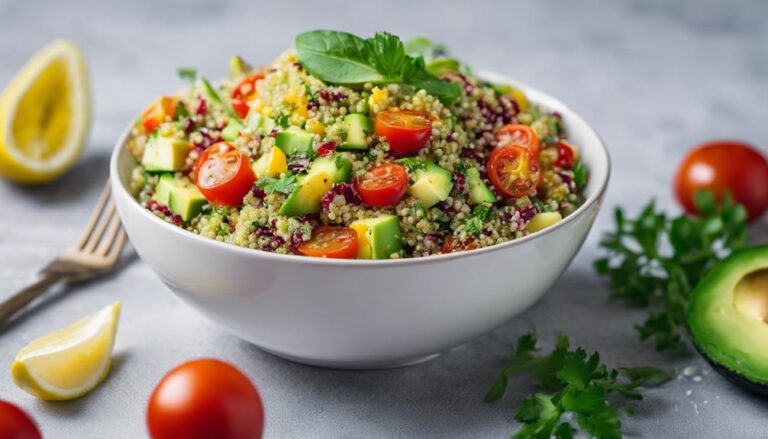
1 0 768 437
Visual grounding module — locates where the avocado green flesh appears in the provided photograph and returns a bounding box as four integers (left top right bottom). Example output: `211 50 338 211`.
141 134 189 172
338 113 372 151
152 174 206 221
465 167 495 204
688 245 768 386
278 156 351 216
275 127 315 158
350 215 403 259
408 162 453 208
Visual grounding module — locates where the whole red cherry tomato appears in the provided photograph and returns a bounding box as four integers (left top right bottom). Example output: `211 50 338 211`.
147 359 264 439
674 140 768 221
0 400 42 439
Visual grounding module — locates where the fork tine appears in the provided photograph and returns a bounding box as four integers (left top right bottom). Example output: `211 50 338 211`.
104 226 127 264
96 204 124 256
82 202 117 253
76 182 112 250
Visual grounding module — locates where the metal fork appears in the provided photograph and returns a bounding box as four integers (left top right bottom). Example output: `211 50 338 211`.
0 181 127 328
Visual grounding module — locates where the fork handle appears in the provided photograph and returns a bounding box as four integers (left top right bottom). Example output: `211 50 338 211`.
0 272 66 328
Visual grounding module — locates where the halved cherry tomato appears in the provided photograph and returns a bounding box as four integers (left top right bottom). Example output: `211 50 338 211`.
494 124 540 158
298 226 359 259
442 236 478 254
487 145 541 198
554 140 575 169
231 73 265 119
355 164 409 208
147 359 264 439
675 140 768 222
0 400 42 439
141 97 176 133
374 110 432 156
194 142 255 206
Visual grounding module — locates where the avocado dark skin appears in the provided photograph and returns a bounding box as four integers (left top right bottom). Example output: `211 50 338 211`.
687 245 768 398
694 343 768 398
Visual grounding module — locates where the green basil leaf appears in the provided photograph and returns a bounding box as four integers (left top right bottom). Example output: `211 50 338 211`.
296 30 384 84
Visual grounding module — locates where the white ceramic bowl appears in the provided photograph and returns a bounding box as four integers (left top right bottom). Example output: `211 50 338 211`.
111 71 610 369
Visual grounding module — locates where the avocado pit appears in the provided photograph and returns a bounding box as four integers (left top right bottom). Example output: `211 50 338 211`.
733 268 768 323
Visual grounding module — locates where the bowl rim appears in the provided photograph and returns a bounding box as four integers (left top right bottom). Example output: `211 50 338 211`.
110 70 611 267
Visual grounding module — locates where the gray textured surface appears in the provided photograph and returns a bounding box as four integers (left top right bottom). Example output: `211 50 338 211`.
1 0 768 437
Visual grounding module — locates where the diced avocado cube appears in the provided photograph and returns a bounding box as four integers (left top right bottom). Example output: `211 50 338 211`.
526 212 562 233
252 146 287 178
338 113 373 151
275 127 315 158
408 162 453 208
154 174 175 205
221 118 244 141
350 215 403 259
244 110 275 136
141 133 190 172
278 155 352 216
229 55 252 78
168 184 207 221
466 167 495 205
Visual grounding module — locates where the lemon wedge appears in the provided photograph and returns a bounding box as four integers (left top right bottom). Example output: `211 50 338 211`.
11 302 120 401
0 39 91 184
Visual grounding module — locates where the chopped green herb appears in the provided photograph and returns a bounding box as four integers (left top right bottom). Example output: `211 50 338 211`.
174 101 189 120
594 190 748 352
573 161 587 191
256 174 297 195
177 67 198 82
485 332 671 439
395 157 427 173
466 204 492 235
275 113 290 128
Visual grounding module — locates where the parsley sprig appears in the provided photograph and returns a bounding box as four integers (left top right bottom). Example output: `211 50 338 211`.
594 190 748 352
255 174 297 195
485 333 671 439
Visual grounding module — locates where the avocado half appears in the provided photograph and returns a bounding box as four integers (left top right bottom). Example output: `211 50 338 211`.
688 245 768 396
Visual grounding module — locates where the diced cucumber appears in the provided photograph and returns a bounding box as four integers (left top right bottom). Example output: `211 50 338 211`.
221 118 243 141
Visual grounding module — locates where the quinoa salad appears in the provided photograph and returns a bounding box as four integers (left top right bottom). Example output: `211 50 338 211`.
128 30 588 259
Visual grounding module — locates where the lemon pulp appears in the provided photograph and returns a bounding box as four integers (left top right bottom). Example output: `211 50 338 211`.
11 302 120 401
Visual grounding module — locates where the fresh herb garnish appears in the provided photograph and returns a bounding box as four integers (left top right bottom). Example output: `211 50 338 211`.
174 101 190 120
255 175 297 195
395 157 426 173
594 190 748 352
573 161 587 191
295 30 461 105
485 333 671 439
177 67 198 82
466 204 492 235
275 113 290 128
